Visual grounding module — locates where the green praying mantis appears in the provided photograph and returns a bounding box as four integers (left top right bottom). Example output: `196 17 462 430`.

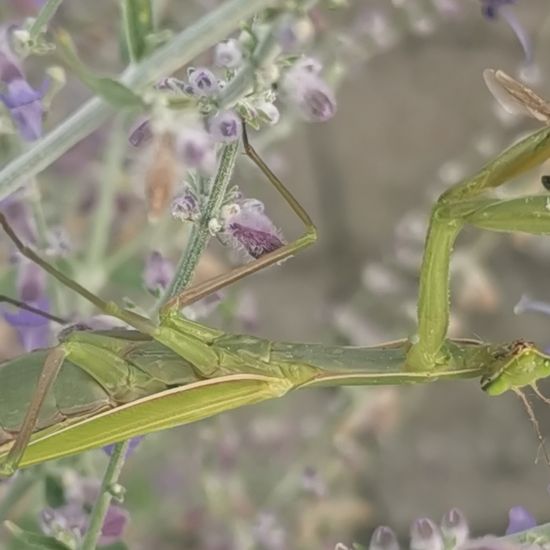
1 68 550 476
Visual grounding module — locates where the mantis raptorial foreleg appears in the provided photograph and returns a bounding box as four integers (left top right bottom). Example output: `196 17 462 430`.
407 125 550 371
160 123 317 314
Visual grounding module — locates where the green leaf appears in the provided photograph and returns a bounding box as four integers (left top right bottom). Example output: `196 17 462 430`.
4 522 72 550
54 29 145 109
121 0 154 62
44 474 65 508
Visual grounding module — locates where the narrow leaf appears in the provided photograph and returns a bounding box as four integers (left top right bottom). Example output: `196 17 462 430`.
55 29 145 109
121 0 154 62
4 521 72 550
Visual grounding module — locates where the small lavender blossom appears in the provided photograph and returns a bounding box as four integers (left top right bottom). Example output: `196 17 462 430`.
282 58 336 123
220 198 285 259
505 506 536 535
209 109 242 143
187 67 219 96
128 117 153 147
410 518 444 550
480 1 532 66
214 39 242 68
369 526 399 550
176 127 217 174
171 183 201 222
143 251 174 295
0 51 45 140
0 195 37 244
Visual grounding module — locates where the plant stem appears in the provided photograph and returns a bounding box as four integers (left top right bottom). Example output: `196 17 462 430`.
29 0 63 40
161 142 239 307
0 0 277 203
81 440 130 550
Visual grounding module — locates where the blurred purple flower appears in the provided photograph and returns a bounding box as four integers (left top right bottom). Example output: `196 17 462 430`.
220 198 285 259
208 110 241 143
3 261 51 351
98 505 129 546
0 50 45 141
480 1 532 65
282 58 336 122
176 127 217 174
188 67 219 97
171 183 201 222
0 195 37 245
505 506 536 535
214 39 242 68
143 251 174 295
103 436 144 458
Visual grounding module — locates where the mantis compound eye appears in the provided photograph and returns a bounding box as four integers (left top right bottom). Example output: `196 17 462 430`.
541 174 550 191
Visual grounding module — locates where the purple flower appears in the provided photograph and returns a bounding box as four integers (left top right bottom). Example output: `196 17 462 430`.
282 58 336 123
0 45 45 141
505 506 536 535
143 252 174 295
208 110 241 143
220 198 285 259
176 127 216 174
171 183 201 222
3 261 51 351
0 195 37 245
103 436 144 458
480 1 532 65
214 39 242 68
187 67 219 97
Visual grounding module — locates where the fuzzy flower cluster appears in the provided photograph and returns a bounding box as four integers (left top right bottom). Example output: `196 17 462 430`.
336 507 540 550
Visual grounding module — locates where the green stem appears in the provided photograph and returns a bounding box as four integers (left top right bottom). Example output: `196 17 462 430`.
161 142 239 306
84 118 127 270
0 0 277 203
28 0 63 40
81 440 130 550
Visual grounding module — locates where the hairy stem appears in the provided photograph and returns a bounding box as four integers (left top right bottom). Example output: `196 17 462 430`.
81 440 130 550
161 142 239 306
0 0 277 202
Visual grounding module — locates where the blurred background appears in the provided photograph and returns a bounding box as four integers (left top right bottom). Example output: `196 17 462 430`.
2 0 550 548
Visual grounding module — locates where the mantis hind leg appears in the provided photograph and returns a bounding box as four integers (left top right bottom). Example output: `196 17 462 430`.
160 123 318 313
0 346 66 477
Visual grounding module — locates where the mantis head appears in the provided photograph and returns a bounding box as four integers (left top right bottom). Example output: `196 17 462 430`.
480 340 550 396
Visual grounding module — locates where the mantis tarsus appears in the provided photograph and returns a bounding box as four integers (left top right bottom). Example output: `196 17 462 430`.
1 70 550 475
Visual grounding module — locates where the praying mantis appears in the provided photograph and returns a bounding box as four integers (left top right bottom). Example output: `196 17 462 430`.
1 69 550 476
